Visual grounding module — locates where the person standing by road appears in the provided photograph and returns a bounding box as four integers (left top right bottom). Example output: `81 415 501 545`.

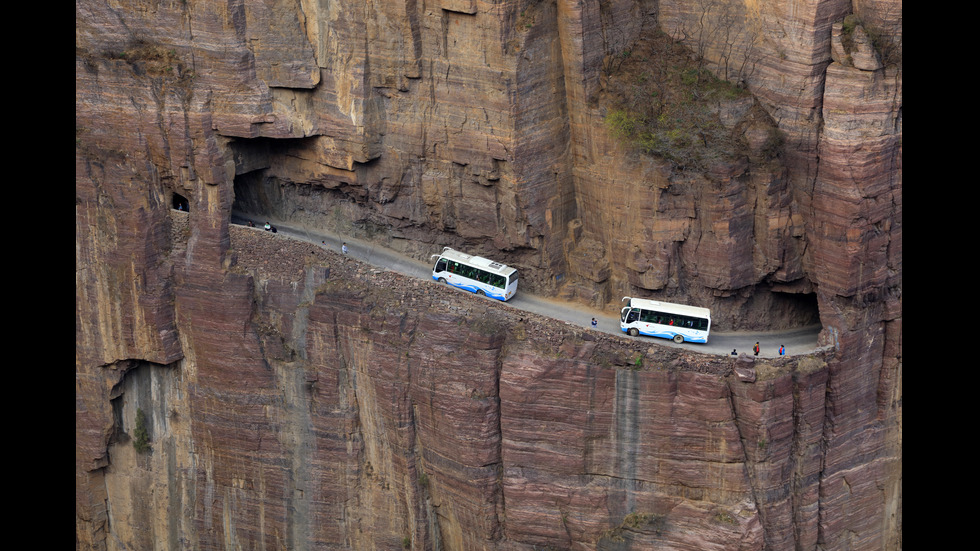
342 242 348 255
591 317 597 329
753 342 760 356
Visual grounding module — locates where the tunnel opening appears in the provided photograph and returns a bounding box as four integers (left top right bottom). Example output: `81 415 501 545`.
227 136 354 226
231 170 273 223
172 192 189 212
228 137 275 225
711 286 822 333
769 290 821 329
232 171 361 239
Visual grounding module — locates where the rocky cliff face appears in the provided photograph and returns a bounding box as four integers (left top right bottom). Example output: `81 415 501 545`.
76 0 900 549
79 219 840 550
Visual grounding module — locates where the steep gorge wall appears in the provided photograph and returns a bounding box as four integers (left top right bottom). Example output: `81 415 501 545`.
76 0 901 548
79 220 840 550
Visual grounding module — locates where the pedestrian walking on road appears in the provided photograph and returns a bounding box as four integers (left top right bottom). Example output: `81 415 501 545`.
753 342 760 356
342 242 348 255
591 317 597 329
779 345 785 356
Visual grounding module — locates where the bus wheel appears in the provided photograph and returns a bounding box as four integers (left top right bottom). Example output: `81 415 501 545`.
673 334 684 343
438 278 447 284
477 289 486 296
628 328 639 337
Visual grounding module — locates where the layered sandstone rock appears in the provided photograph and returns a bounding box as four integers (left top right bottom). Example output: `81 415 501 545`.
77 0 901 548
79 221 846 549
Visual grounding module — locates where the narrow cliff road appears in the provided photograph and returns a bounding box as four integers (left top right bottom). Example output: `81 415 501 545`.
233 214 821 358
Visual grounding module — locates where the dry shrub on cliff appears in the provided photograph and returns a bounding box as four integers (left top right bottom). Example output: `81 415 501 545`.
839 15 863 56
841 14 902 67
598 511 667 543
601 29 758 171
103 38 194 83
133 408 150 454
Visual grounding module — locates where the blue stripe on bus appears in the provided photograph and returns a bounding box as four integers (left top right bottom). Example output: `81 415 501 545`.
620 327 707 344
433 276 507 301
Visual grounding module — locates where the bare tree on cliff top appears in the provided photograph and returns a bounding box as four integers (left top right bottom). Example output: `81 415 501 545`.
673 0 762 86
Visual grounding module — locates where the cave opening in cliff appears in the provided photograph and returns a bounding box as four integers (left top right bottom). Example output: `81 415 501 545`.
770 290 821 329
172 193 188 212
228 136 344 226
229 139 365 239
231 170 268 221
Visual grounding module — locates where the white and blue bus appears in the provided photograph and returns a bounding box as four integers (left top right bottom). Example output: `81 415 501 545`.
620 296 711 343
431 247 519 301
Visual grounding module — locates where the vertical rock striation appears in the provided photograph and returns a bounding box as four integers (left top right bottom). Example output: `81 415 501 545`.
77 0 900 548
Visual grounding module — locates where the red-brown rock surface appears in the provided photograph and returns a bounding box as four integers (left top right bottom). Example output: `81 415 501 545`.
77 0 900 548
79 221 844 549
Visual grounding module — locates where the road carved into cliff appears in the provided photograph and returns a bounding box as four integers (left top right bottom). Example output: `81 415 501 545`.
232 213 822 358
